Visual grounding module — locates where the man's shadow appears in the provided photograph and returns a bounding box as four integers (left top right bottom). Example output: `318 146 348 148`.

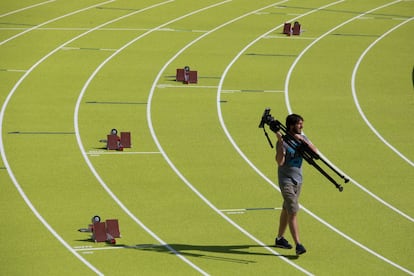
118 243 299 264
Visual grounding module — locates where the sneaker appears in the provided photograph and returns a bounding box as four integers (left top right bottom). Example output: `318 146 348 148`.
275 237 293 249
296 243 306 255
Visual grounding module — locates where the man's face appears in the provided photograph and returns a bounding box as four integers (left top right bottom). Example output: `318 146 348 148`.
291 120 303 134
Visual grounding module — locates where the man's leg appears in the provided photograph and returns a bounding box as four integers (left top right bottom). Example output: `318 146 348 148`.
288 211 300 245
288 211 307 255
275 208 293 249
277 208 288 237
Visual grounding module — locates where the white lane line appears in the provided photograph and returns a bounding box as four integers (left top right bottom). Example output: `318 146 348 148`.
263 34 316 40
284 0 413 222
278 0 413 273
73 244 185 252
220 207 282 212
61 46 118 52
0 1 123 274
157 84 218 89
148 1 314 275
221 89 284 93
0 1 116 46
220 207 282 214
351 17 414 167
156 83 284 93
0 27 209 32
75 1 243 275
0 69 27 72
218 0 413 274
74 246 125 252
1 1 186 275
0 0 55 18
86 151 161 155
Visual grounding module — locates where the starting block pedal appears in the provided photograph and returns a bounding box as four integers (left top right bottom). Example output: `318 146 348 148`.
120 132 131 148
176 68 185 82
106 219 121 239
107 134 119 150
283 22 291 35
187 70 198 84
292 21 301 35
92 222 107 242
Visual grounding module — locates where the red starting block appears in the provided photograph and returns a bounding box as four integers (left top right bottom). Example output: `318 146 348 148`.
106 219 121 239
176 68 185 82
92 222 107 242
283 21 301 36
104 129 131 150
283 22 291 35
107 134 120 150
176 66 198 84
120 132 131 148
78 216 121 244
292 21 301 35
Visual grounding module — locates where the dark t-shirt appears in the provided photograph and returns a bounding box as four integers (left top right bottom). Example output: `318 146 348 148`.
278 135 308 185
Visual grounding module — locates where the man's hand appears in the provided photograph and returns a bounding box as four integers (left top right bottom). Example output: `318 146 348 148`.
293 133 305 142
276 131 283 141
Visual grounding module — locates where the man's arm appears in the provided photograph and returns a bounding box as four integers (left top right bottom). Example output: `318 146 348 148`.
275 131 285 166
294 134 318 154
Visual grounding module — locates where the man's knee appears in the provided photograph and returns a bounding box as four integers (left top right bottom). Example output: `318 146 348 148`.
287 211 297 219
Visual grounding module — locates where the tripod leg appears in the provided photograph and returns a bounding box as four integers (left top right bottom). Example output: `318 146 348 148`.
317 156 349 183
280 132 345 190
306 157 343 192
263 128 274 148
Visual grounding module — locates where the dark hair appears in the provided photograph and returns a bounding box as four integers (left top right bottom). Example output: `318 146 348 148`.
286 114 304 130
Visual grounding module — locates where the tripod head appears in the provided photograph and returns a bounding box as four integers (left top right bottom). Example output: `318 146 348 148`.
258 108 283 133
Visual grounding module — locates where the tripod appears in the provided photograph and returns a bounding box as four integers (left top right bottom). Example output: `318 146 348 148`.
260 110 349 192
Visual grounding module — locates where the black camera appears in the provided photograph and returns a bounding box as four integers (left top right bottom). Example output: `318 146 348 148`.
258 108 281 133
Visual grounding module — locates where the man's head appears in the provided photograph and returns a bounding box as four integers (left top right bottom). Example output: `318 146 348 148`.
286 114 304 134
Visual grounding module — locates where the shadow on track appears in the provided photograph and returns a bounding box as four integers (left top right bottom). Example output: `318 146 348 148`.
117 243 299 264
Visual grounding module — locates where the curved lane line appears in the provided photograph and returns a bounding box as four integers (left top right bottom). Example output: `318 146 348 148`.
0 1 127 274
351 17 414 167
284 0 414 223
217 0 414 274
147 1 314 275
0 0 115 46
74 2 251 275
0 0 55 18
0 1 174 275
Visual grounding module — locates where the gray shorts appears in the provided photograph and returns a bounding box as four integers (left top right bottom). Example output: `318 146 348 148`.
280 183 302 213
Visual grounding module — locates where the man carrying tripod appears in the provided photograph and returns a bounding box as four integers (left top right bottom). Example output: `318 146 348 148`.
274 114 318 255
